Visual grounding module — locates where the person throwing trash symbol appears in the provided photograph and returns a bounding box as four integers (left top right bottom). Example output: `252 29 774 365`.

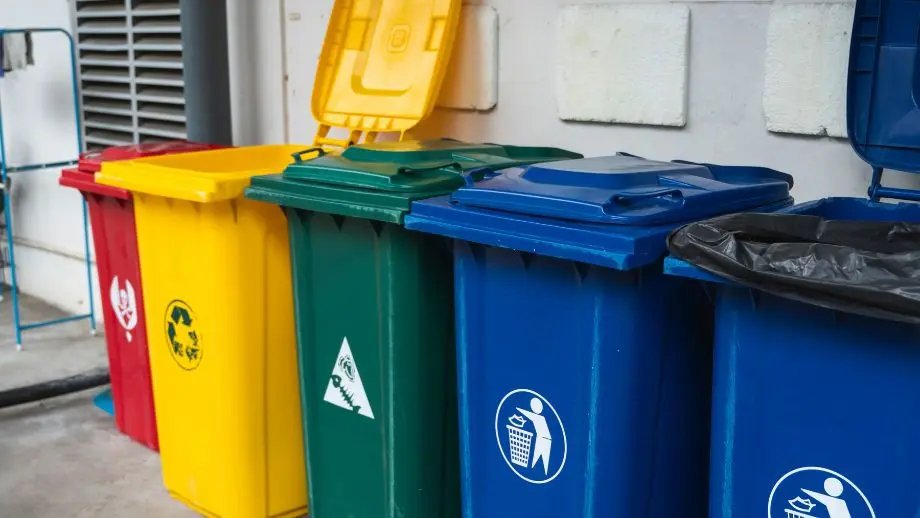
496 388 568 483
517 397 552 475
769 467 874 518
801 477 851 518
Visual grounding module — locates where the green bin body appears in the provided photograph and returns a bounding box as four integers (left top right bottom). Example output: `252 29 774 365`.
244 140 581 518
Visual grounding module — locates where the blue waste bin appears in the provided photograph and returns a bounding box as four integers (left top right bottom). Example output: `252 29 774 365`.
404 155 793 517
664 2 920 516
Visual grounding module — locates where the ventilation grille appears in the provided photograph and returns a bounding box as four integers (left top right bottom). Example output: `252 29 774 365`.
74 0 184 150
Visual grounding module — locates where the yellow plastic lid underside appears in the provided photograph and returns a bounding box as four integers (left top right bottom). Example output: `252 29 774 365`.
95 145 312 203
312 0 461 148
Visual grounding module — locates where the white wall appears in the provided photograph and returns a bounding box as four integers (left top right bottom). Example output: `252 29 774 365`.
284 0 920 202
4 0 919 316
0 0 291 321
227 0 287 146
0 0 103 320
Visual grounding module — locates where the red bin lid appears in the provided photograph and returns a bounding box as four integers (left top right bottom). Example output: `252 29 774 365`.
60 167 131 199
65 141 228 198
78 141 227 173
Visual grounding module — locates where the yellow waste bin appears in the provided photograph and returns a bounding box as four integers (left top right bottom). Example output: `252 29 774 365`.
97 145 310 518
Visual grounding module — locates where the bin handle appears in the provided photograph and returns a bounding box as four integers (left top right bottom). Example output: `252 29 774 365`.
396 161 463 176
291 148 327 164
606 188 684 206
462 166 500 186
397 162 500 186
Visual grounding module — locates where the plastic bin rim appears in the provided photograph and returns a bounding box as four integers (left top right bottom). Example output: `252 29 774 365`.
95 145 309 203
60 168 131 200
406 195 795 270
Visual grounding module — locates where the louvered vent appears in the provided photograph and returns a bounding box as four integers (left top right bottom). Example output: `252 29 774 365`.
74 0 184 150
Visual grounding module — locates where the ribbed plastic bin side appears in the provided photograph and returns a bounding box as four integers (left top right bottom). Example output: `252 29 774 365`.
665 1 920 513
244 139 582 518
58 141 226 451
668 198 920 518
404 156 794 517
97 145 308 518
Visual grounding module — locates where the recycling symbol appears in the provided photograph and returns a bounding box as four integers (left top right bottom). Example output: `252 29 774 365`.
164 299 202 370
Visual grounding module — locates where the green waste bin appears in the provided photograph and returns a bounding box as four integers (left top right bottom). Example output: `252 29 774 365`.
244 139 581 518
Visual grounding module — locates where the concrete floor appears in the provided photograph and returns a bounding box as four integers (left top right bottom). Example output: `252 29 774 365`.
0 294 194 516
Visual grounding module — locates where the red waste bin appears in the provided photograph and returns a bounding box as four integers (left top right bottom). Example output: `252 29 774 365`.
59 141 224 451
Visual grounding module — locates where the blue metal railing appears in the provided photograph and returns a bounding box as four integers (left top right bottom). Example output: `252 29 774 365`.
0 27 96 349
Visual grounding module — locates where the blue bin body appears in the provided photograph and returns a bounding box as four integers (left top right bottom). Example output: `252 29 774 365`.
665 198 920 518
663 2 920 514
405 155 793 517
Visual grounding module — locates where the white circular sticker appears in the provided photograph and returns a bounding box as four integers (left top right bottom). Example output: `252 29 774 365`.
768 466 875 518
495 388 567 484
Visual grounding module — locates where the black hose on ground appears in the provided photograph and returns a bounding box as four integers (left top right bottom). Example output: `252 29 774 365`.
0 367 110 409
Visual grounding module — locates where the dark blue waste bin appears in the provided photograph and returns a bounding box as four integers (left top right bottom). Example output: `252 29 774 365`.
664 2 920 516
404 155 793 517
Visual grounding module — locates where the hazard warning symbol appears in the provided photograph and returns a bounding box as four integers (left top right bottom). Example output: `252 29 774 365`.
323 337 374 419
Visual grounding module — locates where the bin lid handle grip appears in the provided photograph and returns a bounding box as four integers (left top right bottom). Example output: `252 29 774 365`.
462 166 500 186
396 161 463 176
397 162 499 186
291 148 327 164
605 188 684 207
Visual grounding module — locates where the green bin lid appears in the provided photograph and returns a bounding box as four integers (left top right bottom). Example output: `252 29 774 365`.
245 139 582 224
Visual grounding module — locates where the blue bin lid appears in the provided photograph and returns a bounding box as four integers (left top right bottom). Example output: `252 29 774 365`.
405 155 793 270
848 0 920 201
449 155 792 226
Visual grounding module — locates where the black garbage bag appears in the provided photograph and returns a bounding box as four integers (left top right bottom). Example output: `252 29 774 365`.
667 212 920 324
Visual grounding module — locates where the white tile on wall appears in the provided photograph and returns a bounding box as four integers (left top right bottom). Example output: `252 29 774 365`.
763 2 855 138
437 5 500 111
555 4 690 127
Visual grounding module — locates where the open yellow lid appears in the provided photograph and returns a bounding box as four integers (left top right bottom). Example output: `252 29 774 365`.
312 0 462 149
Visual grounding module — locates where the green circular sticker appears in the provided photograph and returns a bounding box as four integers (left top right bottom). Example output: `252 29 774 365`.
164 299 202 370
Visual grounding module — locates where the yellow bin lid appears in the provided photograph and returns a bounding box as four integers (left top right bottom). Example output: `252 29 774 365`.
312 0 462 149
96 145 312 203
